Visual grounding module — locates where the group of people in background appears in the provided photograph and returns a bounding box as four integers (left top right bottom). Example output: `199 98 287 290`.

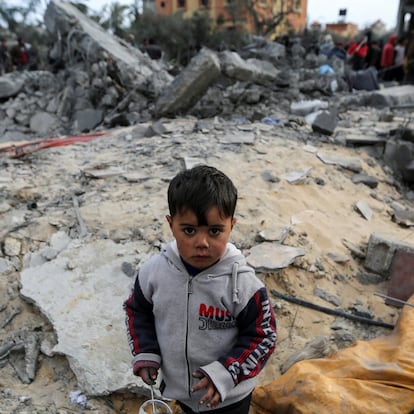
0 36 38 75
126 33 162 60
3 28 414 86
321 30 414 85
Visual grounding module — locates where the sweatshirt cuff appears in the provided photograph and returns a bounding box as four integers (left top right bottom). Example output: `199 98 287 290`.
132 352 161 367
199 361 235 402
133 360 160 375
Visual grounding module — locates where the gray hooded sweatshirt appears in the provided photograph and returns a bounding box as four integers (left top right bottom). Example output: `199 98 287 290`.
124 241 277 412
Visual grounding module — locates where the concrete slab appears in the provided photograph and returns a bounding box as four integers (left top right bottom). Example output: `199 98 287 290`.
387 249 414 307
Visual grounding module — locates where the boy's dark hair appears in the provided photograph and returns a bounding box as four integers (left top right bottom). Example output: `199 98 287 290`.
168 165 237 225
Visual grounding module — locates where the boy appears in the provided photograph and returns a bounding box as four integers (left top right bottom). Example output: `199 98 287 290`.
124 165 277 413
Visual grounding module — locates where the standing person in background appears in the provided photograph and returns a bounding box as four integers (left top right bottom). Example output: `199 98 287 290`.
327 41 346 60
10 36 30 71
380 34 397 81
347 36 368 70
143 38 162 60
319 33 334 56
364 30 378 69
124 165 277 414
365 39 382 69
127 33 138 48
0 37 13 74
394 36 407 83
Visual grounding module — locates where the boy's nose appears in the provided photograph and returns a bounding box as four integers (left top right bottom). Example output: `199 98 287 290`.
195 233 209 248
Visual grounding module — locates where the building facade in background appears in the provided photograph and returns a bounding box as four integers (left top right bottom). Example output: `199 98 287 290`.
144 0 307 37
325 22 358 39
285 0 307 34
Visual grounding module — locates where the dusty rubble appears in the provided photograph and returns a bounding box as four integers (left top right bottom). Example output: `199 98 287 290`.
0 0 363 142
1 1 414 414
2 109 414 413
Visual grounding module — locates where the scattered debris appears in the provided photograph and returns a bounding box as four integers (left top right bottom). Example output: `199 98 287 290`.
271 290 394 329
280 336 331 374
246 243 305 271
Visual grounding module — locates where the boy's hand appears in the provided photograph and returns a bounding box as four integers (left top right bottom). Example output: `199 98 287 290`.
133 361 158 385
191 370 221 409
137 367 158 385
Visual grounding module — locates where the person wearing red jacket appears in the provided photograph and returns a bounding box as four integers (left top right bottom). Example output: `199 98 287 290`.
347 36 369 70
381 34 397 80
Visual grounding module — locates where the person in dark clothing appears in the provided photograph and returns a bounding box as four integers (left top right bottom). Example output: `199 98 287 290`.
10 37 30 71
142 38 162 60
393 36 407 82
365 40 382 69
0 37 13 74
10 36 38 71
327 41 346 60
124 165 277 414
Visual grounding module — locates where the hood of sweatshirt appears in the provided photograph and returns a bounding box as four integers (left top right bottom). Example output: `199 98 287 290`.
389 34 397 44
161 241 253 304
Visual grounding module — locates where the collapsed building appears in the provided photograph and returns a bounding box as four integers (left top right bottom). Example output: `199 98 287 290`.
2 1 414 184
0 0 354 141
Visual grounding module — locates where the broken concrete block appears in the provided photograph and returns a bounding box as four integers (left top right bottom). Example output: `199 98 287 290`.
3 237 21 257
73 109 104 133
366 84 414 108
391 204 414 227
355 200 373 221
154 48 221 118
290 100 329 116
256 226 289 243
284 167 312 184
0 74 24 99
310 110 338 136
0 258 14 275
384 139 414 183
351 173 378 189
386 249 414 307
144 120 167 137
246 242 305 271
220 51 280 85
20 239 148 396
29 112 61 136
45 0 172 97
239 36 286 64
316 151 362 172
364 233 414 276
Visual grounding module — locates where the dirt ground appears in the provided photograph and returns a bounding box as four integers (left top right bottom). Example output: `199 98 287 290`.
0 113 412 413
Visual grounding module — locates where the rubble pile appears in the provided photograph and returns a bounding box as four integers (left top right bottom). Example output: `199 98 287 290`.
0 0 349 142
1 1 414 151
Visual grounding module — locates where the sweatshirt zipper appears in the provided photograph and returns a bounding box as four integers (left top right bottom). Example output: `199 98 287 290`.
185 276 193 398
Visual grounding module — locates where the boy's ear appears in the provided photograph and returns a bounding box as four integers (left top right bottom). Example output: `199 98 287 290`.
231 217 237 229
166 215 172 228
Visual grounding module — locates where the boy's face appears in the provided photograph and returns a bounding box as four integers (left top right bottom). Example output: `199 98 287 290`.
167 206 236 270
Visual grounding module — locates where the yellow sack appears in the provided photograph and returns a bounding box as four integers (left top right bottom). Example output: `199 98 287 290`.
252 295 414 414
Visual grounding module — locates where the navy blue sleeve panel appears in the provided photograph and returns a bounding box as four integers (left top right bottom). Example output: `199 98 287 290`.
123 273 161 357
219 287 277 385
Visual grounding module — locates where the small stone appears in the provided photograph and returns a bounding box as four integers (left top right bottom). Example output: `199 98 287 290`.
3 237 21 257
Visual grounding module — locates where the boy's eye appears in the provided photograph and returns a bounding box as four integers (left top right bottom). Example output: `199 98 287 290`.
209 228 222 236
183 227 196 235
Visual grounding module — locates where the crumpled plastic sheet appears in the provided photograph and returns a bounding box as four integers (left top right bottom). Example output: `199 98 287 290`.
252 294 414 414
